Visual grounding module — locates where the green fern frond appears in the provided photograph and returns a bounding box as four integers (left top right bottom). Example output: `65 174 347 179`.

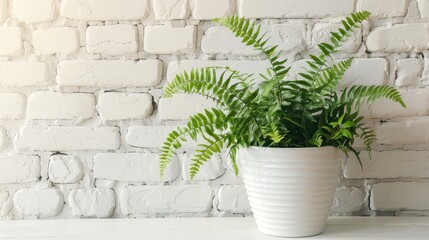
159 108 228 177
341 85 406 109
190 134 226 180
312 58 354 91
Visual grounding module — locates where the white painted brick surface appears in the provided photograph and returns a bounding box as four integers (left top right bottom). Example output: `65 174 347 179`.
368 89 429 118
367 24 429 52
153 0 190 20
341 58 388 87
14 189 64 217
97 93 153 120
15 127 120 152
68 189 115 218
57 60 162 88
13 0 56 23
0 62 49 87
371 182 429 210
0 155 40 183
421 58 429 85
396 59 422 87
418 0 429 18
357 0 409 17
376 119 429 145
48 155 83 184
312 23 361 53
33 28 79 55
238 0 354 18
93 153 179 182
167 60 271 82
190 0 234 20
86 25 137 55
144 25 196 54
159 94 215 120
126 126 177 149
202 24 306 55
181 153 225 181
60 0 149 20
0 191 10 216
0 128 7 150
332 187 365 213
120 185 212 214
0 93 25 120
345 150 429 179
0 27 23 56
27 92 95 120
0 0 7 22
217 185 250 213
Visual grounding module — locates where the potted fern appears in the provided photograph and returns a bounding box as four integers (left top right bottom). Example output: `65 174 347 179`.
159 11 405 237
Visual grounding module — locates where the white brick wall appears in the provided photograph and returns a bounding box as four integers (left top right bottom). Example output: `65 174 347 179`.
13 0 57 23
0 27 23 56
86 25 137 55
144 25 196 54
0 0 427 220
33 28 79 55
97 93 153 120
27 92 95 120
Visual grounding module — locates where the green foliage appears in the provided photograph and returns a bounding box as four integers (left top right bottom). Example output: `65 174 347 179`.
159 11 406 180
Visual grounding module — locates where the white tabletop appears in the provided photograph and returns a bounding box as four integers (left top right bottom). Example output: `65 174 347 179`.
0 217 428 240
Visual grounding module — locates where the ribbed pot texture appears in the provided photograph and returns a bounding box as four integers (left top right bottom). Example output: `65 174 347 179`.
240 146 341 238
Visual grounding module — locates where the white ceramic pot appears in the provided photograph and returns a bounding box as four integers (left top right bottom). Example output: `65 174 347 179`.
240 146 341 238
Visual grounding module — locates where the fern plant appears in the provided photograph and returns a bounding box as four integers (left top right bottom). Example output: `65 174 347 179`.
159 11 406 180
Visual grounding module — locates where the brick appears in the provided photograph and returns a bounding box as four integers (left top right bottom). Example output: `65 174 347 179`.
167 60 271 83
0 0 7 22
421 58 429 85
0 27 23 56
0 62 49 87
15 126 120 152
158 94 215 120
0 93 25 120
60 0 148 20
27 92 95 120
126 126 177 149
345 150 429 179
86 25 137 55
371 182 429 210
33 27 79 55
357 0 409 18
48 155 83 184
237 0 354 18
68 189 115 218
366 24 429 52
368 89 429 118
0 191 10 216
93 153 179 182
396 59 422 87
119 185 212 214
181 153 225 181
153 0 190 20
341 58 388 87
312 23 361 53
97 93 153 120
202 24 306 55
13 0 56 23
0 127 7 150
217 185 250 213
418 0 429 18
14 189 64 217
332 187 365 213
0 155 40 183
144 25 196 54
376 119 429 145
190 0 234 20
57 60 162 88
